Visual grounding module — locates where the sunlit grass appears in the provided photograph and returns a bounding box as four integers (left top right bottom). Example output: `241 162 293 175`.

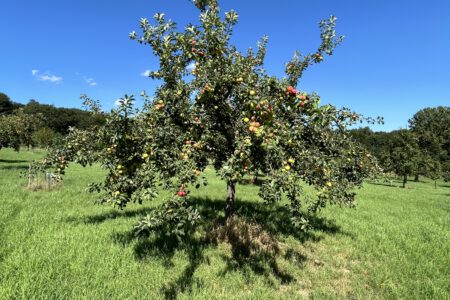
1 148 449 299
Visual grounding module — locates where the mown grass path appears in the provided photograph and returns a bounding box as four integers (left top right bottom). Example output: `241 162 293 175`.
1 149 449 299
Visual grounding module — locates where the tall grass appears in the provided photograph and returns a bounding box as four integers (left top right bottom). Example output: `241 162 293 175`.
1 148 449 299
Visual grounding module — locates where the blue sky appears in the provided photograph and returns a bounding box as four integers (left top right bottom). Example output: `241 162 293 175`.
1 0 449 131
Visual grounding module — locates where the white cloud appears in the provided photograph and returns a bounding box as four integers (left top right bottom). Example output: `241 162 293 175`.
32 70 62 84
186 62 196 71
141 70 151 77
84 77 98 86
75 73 98 86
41 75 62 83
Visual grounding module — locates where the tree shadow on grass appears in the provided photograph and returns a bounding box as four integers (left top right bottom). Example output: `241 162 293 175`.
0 159 29 163
111 196 349 299
0 164 30 170
65 207 154 225
367 179 437 189
366 181 399 188
112 229 210 299
237 177 267 186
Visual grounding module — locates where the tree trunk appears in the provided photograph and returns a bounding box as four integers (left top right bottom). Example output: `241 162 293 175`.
414 174 419 182
225 181 236 219
28 164 32 188
435 180 437 189
402 174 407 188
252 172 258 185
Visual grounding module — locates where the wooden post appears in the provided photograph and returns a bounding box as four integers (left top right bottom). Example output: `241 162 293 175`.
28 164 32 188
225 181 236 219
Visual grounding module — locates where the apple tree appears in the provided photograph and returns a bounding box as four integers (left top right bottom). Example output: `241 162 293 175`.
36 0 380 238
0 109 43 151
409 106 450 181
382 130 421 188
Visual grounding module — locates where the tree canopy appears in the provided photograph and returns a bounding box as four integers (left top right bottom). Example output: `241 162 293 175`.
349 107 450 185
0 109 44 151
22 99 105 134
0 94 106 151
0 92 23 115
409 106 450 180
35 0 380 238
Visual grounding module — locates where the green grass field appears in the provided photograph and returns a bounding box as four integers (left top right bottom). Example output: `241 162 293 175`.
1 148 449 299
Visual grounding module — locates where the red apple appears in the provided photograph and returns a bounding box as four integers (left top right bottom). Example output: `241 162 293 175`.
287 86 298 96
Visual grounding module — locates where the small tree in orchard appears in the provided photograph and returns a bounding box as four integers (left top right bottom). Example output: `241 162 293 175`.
409 106 450 181
424 158 441 189
386 130 421 188
32 127 61 149
37 0 380 238
0 109 43 151
0 114 22 151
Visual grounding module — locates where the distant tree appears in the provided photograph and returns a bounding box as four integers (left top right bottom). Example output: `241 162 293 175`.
442 162 450 182
387 130 421 188
32 127 62 149
0 93 14 115
348 127 374 152
409 106 450 181
351 108 449 184
22 99 105 134
0 92 24 115
411 151 440 182
0 109 44 151
349 127 395 174
0 113 22 151
423 157 441 189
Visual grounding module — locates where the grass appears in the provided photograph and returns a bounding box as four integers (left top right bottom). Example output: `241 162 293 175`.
0 148 449 299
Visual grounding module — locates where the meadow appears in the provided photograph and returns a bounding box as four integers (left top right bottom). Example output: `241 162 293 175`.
0 148 449 299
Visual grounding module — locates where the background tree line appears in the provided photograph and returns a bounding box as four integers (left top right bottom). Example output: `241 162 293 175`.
349 106 449 186
0 92 105 150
